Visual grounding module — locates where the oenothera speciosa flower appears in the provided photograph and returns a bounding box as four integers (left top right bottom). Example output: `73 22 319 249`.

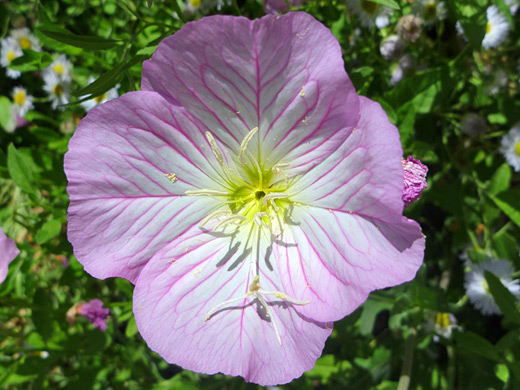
65 12 425 385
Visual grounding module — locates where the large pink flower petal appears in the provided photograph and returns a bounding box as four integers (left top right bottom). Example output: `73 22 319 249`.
0 228 19 285
141 12 359 173
290 97 404 219
274 207 424 322
134 224 332 386
65 92 226 283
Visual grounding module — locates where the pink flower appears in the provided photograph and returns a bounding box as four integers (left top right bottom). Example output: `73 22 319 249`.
65 13 425 385
402 156 428 207
263 0 305 14
77 299 110 331
0 227 19 285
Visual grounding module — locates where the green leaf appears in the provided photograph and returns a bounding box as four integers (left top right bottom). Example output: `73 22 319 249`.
38 28 120 50
485 271 520 325
455 331 500 361
459 11 487 49
8 50 53 72
0 96 16 132
73 55 148 98
125 316 138 338
367 0 399 10
490 190 520 228
7 144 36 194
385 66 451 114
488 163 512 195
306 355 352 384
35 219 62 244
171 0 186 24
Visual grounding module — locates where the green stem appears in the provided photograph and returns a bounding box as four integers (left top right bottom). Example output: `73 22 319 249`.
398 328 416 390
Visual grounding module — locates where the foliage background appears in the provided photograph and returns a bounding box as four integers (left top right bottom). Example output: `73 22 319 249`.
1 0 520 389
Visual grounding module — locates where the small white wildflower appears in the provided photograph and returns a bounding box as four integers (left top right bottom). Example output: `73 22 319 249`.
43 54 72 82
432 312 459 339
482 6 509 49
43 72 71 110
390 54 415 86
500 124 520 172
0 37 23 79
80 77 119 112
412 0 447 23
464 259 520 316
11 87 34 117
10 27 41 52
346 0 393 29
380 35 405 60
506 0 519 15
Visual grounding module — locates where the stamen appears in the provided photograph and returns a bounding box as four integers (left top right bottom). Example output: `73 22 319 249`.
200 209 230 227
185 189 228 196
262 192 288 211
254 292 282 346
261 290 310 305
205 131 224 166
205 294 249 321
213 214 247 231
253 212 269 228
238 127 258 162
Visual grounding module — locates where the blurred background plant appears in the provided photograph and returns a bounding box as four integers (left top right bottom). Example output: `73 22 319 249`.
1 0 520 389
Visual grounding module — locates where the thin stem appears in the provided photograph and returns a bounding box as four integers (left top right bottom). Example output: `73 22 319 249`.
398 328 416 390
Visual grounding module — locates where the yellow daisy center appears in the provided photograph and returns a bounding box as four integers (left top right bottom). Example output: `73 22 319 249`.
361 0 377 14
515 140 520 157
14 90 26 106
486 21 492 34
54 64 65 75
190 0 202 6
19 37 31 49
7 50 16 63
53 84 64 97
482 279 491 295
94 93 107 103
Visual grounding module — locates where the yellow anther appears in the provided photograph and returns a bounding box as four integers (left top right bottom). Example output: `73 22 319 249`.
205 131 224 166
300 86 305 97
238 127 258 162
275 292 286 299
248 275 261 292
165 173 177 183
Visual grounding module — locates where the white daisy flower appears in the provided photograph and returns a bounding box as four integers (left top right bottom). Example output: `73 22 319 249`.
43 72 71 110
0 37 23 79
500 124 520 172
10 27 41 52
464 259 520 316
412 0 447 23
80 77 119 112
43 54 72 82
380 35 405 60
346 0 393 29
482 6 509 49
11 87 34 117
390 54 415 86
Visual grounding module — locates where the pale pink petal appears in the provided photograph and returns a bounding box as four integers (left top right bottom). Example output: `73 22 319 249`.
290 97 404 220
65 91 227 283
134 223 332 386
141 12 359 174
0 228 19 284
274 207 424 322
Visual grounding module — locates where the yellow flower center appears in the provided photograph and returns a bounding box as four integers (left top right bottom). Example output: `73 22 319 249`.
7 50 16 63
361 0 377 14
190 0 202 7
54 64 65 75
515 141 520 157
14 90 26 106
53 84 64 97
94 93 107 103
435 312 450 328
482 279 491 295
19 37 31 49
486 21 492 34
